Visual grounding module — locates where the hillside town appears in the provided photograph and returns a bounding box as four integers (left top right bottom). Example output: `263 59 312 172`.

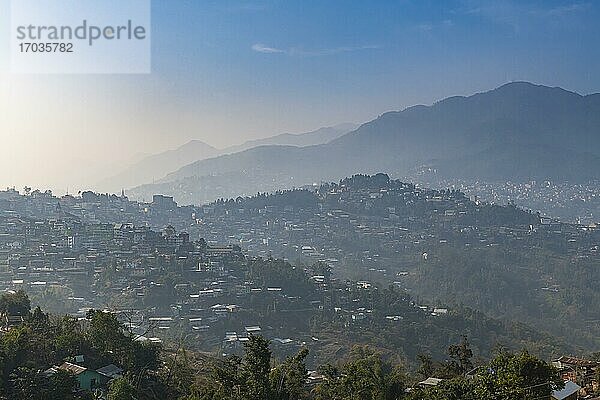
415 177 600 226
0 175 599 398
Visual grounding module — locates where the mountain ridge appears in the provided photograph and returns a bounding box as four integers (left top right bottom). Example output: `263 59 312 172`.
129 82 600 205
98 123 356 192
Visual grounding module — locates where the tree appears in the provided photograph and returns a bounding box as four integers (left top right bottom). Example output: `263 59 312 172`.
315 346 406 400
47 369 78 400
407 377 484 400
0 290 31 318
416 354 434 379
271 348 309 400
414 349 564 400
478 349 564 400
127 340 160 375
314 364 341 400
27 307 49 331
241 335 273 400
86 309 160 379
108 377 137 400
10 367 45 400
53 315 86 363
447 336 473 376
86 310 129 357
2 326 32 378
206 355 243 399
161 348 195 399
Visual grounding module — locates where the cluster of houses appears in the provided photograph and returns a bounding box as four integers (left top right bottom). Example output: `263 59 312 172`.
2 179 597 299
0 185 460 357
550 356 600 399
439 179 600 226
192 178 599 290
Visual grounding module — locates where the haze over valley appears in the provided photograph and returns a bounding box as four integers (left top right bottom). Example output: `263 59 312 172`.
1 1 600 399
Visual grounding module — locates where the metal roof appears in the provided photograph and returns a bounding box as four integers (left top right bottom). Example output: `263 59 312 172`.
59 362 87 375
552 380 581 400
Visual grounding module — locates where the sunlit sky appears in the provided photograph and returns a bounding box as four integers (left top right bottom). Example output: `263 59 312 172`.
1 0 599 192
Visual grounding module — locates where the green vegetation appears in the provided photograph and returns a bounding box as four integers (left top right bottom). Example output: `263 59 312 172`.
411 245 600 349
408 346 564 400
0 288 570 399
0 290 162 399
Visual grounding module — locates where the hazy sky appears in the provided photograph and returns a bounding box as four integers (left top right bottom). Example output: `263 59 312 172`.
1 0 600 192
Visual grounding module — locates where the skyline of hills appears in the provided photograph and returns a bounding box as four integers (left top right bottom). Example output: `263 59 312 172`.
128 82 600 205
97 123 356 192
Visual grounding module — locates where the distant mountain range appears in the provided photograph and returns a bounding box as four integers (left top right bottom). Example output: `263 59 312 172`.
221 123 357 154
98 123 356 192
129 82 600 205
